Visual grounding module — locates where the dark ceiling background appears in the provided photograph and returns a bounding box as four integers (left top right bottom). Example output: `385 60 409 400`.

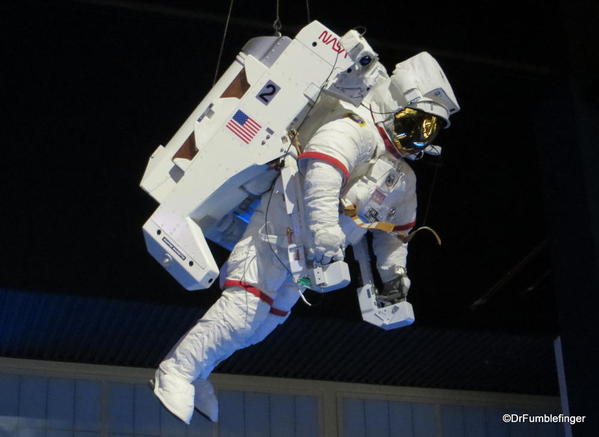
2 0 597 399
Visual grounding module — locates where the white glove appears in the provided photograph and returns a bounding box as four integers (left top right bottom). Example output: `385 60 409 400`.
309 225 345 265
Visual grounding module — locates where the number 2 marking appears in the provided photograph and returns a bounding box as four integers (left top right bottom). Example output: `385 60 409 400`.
258 85 276 103
256 80 281 105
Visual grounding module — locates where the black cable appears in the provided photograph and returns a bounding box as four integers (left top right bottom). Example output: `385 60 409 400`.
361 103 400 117
421 158 440 226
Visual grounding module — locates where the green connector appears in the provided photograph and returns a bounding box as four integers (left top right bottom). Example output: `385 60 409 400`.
297 277 312 287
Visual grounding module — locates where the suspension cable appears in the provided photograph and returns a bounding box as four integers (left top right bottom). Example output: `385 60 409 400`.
212 0 235 85
421 160 440 226
273 0 282 35
305 0 311 23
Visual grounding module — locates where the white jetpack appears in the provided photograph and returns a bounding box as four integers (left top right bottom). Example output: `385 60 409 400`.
140 21 413 328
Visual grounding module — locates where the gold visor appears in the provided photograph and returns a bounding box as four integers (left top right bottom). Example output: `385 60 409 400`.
391 108 442 154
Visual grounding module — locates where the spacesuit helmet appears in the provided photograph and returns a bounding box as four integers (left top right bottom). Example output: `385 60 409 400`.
377 52 460 156
390 107 443 155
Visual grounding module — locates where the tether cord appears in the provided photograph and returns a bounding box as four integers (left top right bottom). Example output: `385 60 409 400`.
213 0 235 85
305 0 311 23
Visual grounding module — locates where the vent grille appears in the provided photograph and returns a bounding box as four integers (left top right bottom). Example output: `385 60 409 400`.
0 289 557 395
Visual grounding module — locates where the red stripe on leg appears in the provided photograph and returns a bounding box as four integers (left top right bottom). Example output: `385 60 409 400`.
269 307 289 317
223 280 274 305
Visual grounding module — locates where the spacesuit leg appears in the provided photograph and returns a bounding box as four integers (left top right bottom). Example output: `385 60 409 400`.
154 188 292 423
246 280 303 346
154 285 269 423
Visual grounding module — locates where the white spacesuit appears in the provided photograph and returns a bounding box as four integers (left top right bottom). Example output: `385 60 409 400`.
152 51 459 424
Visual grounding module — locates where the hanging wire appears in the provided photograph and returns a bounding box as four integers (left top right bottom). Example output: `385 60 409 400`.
213 0 235 85
273 0 282 35
421 160 440 225
305 0 311 23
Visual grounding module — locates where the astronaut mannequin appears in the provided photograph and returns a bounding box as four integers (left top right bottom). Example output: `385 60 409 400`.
151 51 459 424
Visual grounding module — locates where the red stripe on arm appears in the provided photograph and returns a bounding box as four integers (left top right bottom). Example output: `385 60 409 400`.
298 152 351 181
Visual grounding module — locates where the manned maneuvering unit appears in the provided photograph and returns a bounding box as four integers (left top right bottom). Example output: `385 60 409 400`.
140 21 457 330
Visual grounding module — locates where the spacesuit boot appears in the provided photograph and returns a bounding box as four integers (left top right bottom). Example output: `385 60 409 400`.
192 378 219 422
151 368 195 425
378 274 410 305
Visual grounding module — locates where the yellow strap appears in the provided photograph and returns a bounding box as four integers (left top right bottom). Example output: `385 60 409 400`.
343 203 442 245
288 129 302 155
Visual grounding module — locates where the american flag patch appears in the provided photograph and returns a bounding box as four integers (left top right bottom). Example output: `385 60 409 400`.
226 110 261 144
